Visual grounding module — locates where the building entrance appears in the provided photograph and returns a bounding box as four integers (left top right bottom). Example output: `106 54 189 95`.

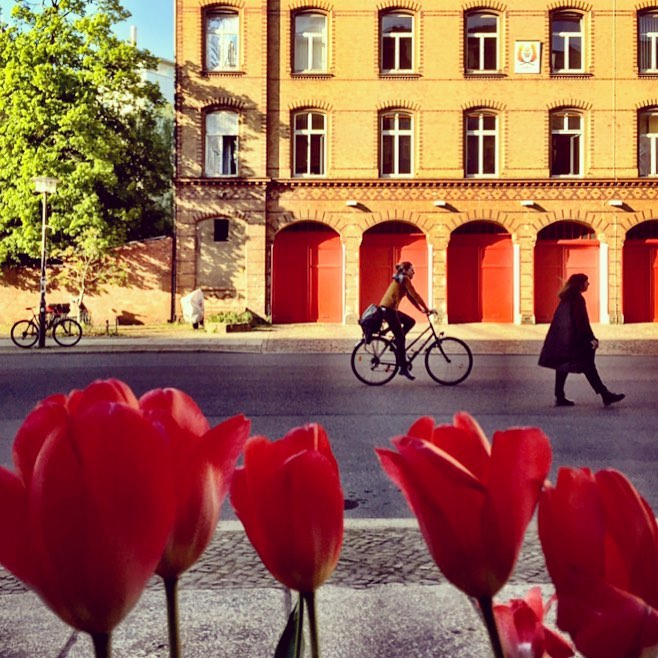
623 220 658 322
272 222 342 323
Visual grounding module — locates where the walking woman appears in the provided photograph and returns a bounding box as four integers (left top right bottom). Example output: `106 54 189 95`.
539 273 625 407
379 261 432 380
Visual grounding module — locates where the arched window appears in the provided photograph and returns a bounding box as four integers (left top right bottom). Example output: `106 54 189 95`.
551 11 584 73
293 12 328 72
205 9 239 71
639 109 658 176
380 12 414 73
380 111 413 176
293 111 326 176
639 10 658 73
466 11 499 72
550 110 583 177
205 110 238 177
465 110 498 176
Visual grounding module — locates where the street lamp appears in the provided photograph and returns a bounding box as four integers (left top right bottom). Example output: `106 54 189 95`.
32 176 59 348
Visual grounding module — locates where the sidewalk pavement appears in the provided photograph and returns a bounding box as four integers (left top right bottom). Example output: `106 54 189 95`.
0 519 563 657
2 320 657 355
2 321 653 655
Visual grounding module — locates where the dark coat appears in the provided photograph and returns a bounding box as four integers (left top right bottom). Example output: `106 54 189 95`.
538 293 596 373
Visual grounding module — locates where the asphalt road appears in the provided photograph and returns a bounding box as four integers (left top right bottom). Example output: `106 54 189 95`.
1 351 656 516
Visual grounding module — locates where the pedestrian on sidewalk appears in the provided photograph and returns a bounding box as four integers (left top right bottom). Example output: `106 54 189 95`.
538 273 625 407
379 261 432 381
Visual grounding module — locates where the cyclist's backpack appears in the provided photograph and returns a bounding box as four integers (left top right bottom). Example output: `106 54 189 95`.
358 304 383 344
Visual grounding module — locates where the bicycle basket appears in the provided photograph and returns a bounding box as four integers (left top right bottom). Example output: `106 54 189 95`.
47 303 70 316
358 304 383 344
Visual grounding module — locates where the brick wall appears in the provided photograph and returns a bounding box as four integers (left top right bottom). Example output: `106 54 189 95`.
1 237 174 327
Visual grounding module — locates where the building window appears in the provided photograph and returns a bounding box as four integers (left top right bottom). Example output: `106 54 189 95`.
293 111 326 176
381 12 414 73
466 12 499 72
551 11 584 73
639 110 658 176
639 11 658 73
294 12 327 72
214 219 230 242
205 111 238 177
465 111 498 176
206 10 239 71
381 111 413 176
551 111 583 176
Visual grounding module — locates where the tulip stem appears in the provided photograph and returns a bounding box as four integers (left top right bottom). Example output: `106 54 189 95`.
91 632 111 658
303 591 320 658
293 592 305 658
478 596 504 658
164 576 182 658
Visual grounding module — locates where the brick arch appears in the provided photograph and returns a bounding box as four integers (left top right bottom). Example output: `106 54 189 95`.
376 1 421 12
547 99 592 111
288 100 334 112
534 212 594 232
199 0 245 8
377 100 421 112
619 211 658 234
271 214 342 238
461 101 507 112
635 1 658 9
462 1 507 12
361 216 428 236
636 100 658 110
202 97 247 113
547 1 592 12
290 0 334 11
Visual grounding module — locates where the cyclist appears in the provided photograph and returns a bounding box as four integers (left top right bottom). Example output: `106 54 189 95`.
379 261 432 380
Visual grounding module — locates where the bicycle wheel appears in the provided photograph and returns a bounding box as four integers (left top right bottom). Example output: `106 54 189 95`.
425 337 473 385
53 318 83 347
10 320 39 349
351 336 398 385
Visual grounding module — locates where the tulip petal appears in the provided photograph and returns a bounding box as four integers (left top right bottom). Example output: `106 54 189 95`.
484 428 552 584
595 470 658 608
139 388 210 437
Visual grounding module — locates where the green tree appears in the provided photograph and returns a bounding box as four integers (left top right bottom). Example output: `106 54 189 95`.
0 0 173 269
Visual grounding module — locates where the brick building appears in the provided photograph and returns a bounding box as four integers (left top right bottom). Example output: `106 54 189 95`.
174 0 658 325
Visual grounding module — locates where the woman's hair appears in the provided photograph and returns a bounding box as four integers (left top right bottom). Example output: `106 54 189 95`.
395 261 413 274
558 273 588 300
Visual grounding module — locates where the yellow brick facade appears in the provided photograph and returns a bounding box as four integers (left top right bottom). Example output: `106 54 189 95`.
175 0 658 324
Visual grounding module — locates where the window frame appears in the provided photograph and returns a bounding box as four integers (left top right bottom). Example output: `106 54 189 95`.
550 110 584 178
380 111 414 177
551 11 585 74
465 11 500 73
639 109 658 177
292 110 327 177
639 10 658 73
205 8 240 73
204 110 239 178
293 11 328 73
464 110 498 177
380 11 415 74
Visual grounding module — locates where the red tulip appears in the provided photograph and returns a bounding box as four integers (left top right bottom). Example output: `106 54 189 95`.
376 413 552 598
230 424 343 593
0 379 176 635
138 388 250 579
494 587 574 658
539 468 658 658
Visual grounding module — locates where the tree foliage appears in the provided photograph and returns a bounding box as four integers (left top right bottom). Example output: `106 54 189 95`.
0 0 173 267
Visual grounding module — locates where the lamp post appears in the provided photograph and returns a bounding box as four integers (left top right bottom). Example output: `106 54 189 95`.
32 176 59 348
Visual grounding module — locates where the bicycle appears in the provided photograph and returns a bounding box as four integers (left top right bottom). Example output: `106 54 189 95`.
351 310 473 386
11 304 83 349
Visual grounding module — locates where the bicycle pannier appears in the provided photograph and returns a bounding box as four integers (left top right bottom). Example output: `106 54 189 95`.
358 304 383 344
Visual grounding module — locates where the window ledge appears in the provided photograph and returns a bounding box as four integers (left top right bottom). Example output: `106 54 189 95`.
204 70 246 77
379 72 422 80
291 72 334 79
639 72 658 78
464 70 506 78
550 72 592 79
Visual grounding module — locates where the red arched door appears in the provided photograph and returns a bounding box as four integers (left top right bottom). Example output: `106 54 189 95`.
447 223 513 323
359 223 428 323
272 223 342 323
623 221 658 322
534 222 599 323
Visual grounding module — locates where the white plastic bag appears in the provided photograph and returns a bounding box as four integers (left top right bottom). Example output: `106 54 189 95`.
180 289 204 327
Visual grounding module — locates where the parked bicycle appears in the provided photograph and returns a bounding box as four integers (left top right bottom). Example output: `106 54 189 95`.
11 304 83 349
351 309 473 386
